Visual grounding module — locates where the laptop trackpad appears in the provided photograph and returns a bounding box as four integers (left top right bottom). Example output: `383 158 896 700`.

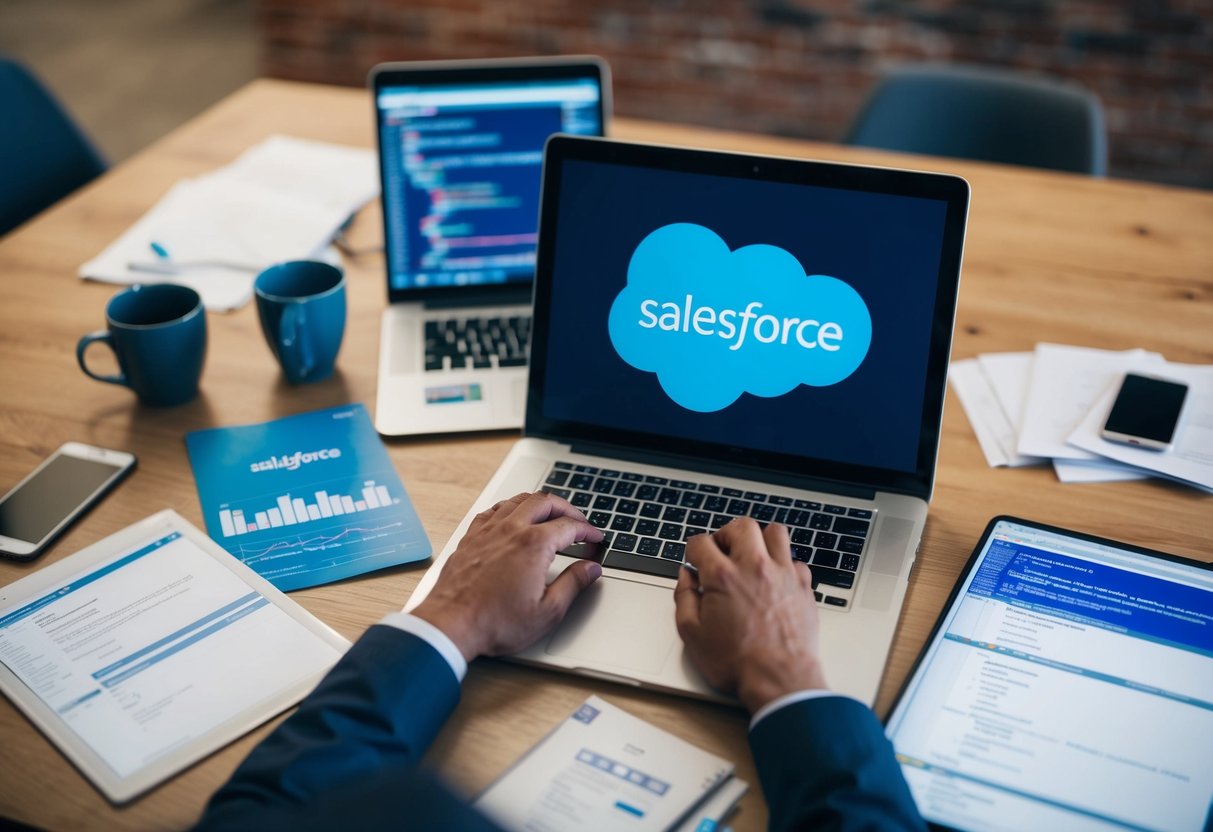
544 578 677 675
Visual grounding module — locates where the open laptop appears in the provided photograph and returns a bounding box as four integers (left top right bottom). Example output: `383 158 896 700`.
408 136 970 704
371 57 610 436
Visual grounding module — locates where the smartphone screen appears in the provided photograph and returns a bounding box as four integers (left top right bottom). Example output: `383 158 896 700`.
1103 374 1188 445
0 454 128 546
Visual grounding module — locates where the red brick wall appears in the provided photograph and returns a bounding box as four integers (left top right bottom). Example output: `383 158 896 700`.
255 0 1213 190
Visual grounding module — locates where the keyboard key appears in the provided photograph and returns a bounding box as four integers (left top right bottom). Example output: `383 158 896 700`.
795 500 822 511
704 495 729 513
688 510 711 527
727 499 751 516
637 485 659 501
684 527 707 540
570 474 594 490
541 486 570 499
661 541 686 560
644 475 668 485
811 566 855 590
637 537 662 556
570 492 592 508
791 528 815 545
657 488 681 505
814 591 824 602
773 507 789 524
616 499 640 515
424 357 444 372
599 469 620 478
574 465 599 474
814 531 839 549
498 356 527 367
743 491 767 502
786 509 811 527
659 523 683 541
670 479 697 489
813 549 840 569
603 550 682 578
791 545 813 563
612 480 637 498
622 472 644 482
768 495 792 506
554 461 573 470
824 504 847 515
663 507 687 522
636 519 659 536
710 514 731 529
832 517 871 538
679 491 704 509
588 512 611 528
610 515 635 532
592 495 616 511
592 478 615 494
612 534 638 552
640 502 663 519
824 596 848 607
838 536 864 554
723 487 743 497
544 470 569 487
809 513 833 530
750 504 776 522
848 508 873 519
841 554 861 571
698 484 720 493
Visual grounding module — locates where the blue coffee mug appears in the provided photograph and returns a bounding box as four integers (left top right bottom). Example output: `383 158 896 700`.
255 261 346 384
77 284 207 406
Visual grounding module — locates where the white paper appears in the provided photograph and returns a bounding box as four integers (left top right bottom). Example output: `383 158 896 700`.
949 356 1044 468
1016 344 1163 462
1067 363 1213 492
1052 458 1149 483
475 695 734 832
80 136 377 312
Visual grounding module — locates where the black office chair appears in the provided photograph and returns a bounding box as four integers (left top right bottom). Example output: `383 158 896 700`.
845 64 1107 176
0 55 107 236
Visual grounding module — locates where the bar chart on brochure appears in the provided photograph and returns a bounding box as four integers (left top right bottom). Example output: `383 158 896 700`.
186 405 432 591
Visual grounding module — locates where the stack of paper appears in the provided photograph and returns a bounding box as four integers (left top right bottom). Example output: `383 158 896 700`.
81 136 378 311
950 343 1213 491
474 695 747 832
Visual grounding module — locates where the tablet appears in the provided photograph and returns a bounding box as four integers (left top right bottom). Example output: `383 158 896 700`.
0 510 348 803
886 517 1213 832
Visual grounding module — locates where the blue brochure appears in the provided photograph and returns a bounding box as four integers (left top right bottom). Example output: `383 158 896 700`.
185 404 431 591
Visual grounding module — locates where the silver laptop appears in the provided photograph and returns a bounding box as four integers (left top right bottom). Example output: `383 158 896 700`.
409 136 970 705
371 57 610 436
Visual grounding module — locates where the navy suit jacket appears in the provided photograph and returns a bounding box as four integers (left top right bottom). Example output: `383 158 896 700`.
195 625 924 831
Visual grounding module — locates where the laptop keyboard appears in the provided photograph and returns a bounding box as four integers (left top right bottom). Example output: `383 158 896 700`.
540 461 873 608
424 315 531 372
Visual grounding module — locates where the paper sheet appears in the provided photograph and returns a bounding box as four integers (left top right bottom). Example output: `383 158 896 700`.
1016 343 1163 462
80 136 378 312
1052 458 1149 483
949 354 1044 468
1067 363 1213 493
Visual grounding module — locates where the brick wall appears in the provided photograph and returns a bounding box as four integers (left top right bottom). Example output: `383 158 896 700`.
255 0 1213 189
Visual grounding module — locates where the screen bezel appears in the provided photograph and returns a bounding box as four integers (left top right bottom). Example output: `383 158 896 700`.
525 136 970 500
883 515 1213 831
371 56 611 305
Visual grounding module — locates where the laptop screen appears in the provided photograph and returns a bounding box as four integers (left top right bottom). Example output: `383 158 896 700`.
374 62 606 300
528 138 969 498
886 518 1213 831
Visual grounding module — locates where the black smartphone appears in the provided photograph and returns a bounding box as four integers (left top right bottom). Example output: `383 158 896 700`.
0 443 137 560
1100 373 1189 451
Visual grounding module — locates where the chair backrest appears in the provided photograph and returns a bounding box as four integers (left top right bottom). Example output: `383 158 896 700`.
0 56 107 236
845 64 1107 176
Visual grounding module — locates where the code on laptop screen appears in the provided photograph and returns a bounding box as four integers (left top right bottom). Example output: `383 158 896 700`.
377 80 601 292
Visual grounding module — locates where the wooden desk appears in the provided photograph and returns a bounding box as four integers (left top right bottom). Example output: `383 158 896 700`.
1 79 1210 831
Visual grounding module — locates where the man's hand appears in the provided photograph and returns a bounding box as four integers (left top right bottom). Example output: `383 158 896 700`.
674 518 828 713
412 491 604 662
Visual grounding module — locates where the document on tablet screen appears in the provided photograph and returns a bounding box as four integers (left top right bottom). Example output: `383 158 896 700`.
0 528 341 778
886 520 1213 832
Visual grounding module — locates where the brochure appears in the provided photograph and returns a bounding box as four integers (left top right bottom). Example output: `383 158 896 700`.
186 404 430 591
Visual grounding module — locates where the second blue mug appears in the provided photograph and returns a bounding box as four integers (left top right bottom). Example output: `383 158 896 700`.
254 261 346 384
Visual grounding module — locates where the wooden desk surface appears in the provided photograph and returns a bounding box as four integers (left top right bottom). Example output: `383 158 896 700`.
1 79 1210 831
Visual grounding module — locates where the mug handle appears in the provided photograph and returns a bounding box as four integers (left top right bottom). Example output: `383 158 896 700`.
280 305 315 378
76 330 128 387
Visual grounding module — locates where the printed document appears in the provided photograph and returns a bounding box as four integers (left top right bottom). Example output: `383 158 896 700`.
475 696 735 832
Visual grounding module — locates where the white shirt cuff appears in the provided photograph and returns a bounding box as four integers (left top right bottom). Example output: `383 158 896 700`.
379 611 468 683
749 690 859 731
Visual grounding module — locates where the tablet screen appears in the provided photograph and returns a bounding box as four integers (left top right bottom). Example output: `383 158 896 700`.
886 519 1213 832
0 524 342 781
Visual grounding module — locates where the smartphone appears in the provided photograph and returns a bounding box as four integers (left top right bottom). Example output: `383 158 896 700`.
1100 373 1189 451
0 442 137 560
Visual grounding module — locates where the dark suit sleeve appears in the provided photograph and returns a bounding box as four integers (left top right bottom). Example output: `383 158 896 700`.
749 696 926 832
194 624 497 831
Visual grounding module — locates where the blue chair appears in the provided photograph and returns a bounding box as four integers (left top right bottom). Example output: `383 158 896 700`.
1 56 107 236
845 64 1107 176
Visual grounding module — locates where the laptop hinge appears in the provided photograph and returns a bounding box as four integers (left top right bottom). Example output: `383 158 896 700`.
565 439 880 501
422 286 532 310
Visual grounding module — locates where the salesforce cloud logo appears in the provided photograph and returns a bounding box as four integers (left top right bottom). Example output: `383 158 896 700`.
608 223 872 413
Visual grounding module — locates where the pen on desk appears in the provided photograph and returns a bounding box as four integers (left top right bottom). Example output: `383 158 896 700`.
128 241 261 275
